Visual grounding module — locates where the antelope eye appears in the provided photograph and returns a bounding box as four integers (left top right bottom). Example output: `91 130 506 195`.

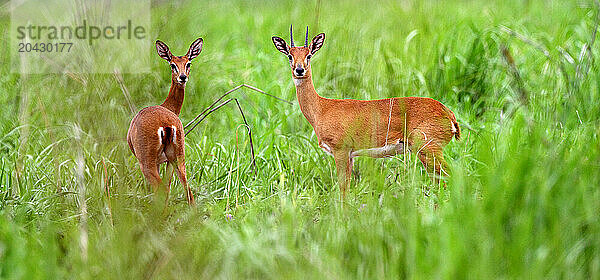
186 63 191 69
306 54 312 60
170 64 177 71
287 55 293 61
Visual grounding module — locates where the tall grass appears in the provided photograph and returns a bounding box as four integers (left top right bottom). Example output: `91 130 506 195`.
1 0 599 279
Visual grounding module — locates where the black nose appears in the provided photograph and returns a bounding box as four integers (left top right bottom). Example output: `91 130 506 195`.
295 67 305 76
179 74 187 81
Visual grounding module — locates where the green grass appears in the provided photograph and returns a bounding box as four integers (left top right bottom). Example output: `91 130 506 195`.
1 0 600 278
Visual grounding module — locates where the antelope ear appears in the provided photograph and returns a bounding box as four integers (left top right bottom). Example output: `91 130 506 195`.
156 40 172 61
186 38 203 60
272 36 289 55
310 33 325 55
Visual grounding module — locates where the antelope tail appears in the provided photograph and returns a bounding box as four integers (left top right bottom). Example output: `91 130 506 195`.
443 107 461 141
451 118 461 140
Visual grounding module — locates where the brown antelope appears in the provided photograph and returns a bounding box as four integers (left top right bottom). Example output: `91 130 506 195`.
272 26 460 197
127 38 203 205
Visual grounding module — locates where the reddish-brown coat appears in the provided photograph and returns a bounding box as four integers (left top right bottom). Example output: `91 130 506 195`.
126 38 203 206
273 30 460 196
314 96 459 151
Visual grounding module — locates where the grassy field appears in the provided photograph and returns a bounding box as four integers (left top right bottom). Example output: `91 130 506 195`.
1 0 600 278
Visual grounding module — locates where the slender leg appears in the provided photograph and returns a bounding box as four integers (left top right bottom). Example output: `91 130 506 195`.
174 156 195 206
410 131 449 176
140 161 161 191
155 164 162 192
333 150 353 199
417 146 448 188
417 146 449 177
163 162 174 205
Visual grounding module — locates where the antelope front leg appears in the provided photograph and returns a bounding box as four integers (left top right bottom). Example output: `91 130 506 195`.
333 150 353 199
174 156 195 206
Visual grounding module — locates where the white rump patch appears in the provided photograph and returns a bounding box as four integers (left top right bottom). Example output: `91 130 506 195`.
451 122 457 133
157 127 164 145
171 125 177 143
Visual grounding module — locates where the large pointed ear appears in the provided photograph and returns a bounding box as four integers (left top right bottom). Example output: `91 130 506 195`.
156 40 172 61
310 33 325 55
272 36 289 55
186 38 203 60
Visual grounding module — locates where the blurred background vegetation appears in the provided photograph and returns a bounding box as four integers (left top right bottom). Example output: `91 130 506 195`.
0 0 599 278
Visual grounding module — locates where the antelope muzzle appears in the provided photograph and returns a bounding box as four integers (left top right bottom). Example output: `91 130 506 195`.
178 74 187 83
294 65 305 77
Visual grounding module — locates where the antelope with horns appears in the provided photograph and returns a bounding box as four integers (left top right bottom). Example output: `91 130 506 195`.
272 26 460 197
127 38 203 205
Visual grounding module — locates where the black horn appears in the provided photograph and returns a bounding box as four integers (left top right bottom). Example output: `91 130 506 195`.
305 26 309 47
290 24 295 47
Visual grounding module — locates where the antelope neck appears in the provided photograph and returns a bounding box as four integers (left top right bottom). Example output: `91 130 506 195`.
161 80 185 116
293 76 322 127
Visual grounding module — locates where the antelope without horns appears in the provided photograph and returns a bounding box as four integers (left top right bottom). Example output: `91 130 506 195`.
127 37 203 205
272 26 460 196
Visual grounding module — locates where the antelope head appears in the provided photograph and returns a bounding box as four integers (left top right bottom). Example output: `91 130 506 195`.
156 38 203 85
272 25 325 79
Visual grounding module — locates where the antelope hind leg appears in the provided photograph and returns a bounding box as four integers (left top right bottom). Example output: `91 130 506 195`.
174 156 195 206
163 162 174 205
409 130 449 180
